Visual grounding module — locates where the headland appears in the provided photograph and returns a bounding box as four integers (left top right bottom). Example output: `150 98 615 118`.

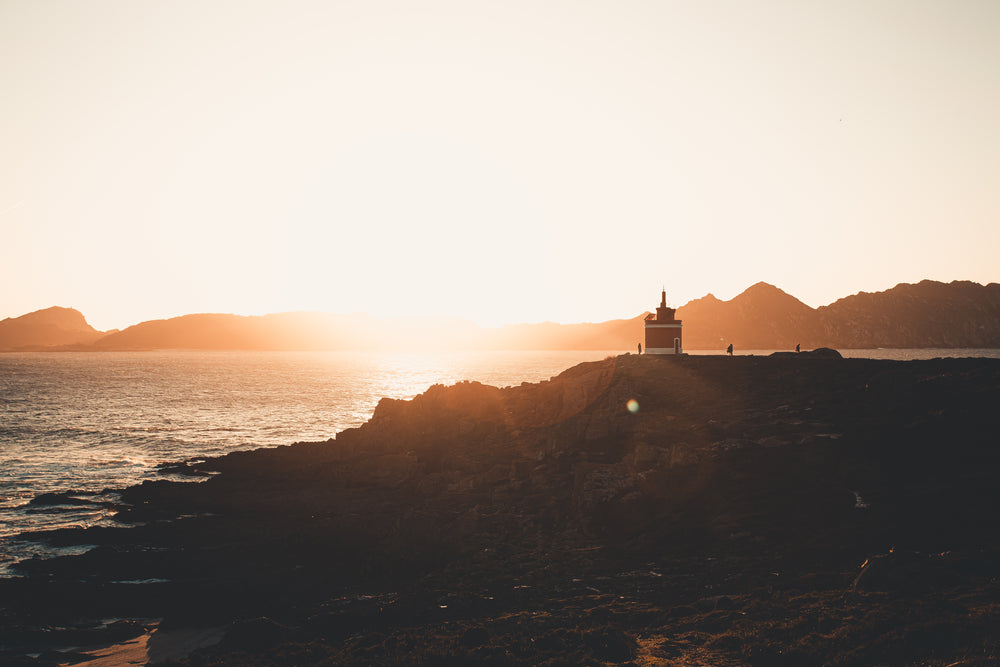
3 352 1000 665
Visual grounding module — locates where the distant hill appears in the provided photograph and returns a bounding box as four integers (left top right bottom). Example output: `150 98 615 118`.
89 312 644 352
678 282 822 349
91 312 371 351
0 307 106 350
817 280 1000 348
4 280 999 352
91 312 493 351
678 280 1000 350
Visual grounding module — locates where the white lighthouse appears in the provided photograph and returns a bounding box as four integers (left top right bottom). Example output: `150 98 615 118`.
644 288 683 354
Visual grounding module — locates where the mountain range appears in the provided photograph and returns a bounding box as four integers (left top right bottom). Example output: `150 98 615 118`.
3 280 998 352
681 279 1000 349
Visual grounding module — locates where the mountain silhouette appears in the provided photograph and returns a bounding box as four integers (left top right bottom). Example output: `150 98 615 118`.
4 280 999 351
92 312 367 351
817 280 1000 348
91 312 487 351
0 306 106 350
678 282 821 349
679 280 1000 350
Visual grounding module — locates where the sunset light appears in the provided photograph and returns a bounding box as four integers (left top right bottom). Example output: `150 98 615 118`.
3 5 1000 662
3 2 998 331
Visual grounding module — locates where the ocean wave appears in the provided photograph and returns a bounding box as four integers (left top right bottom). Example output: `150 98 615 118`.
86 456 155 467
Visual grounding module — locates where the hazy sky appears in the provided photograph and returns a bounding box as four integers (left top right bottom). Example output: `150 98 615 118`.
3 1 998 331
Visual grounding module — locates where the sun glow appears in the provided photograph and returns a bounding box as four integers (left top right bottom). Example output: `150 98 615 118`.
270 132 560 323
2 2 998 331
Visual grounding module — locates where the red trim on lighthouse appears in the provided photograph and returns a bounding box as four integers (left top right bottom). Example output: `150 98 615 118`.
644 288 683 354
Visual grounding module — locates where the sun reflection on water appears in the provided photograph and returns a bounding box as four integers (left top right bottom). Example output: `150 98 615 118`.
0 349 619 572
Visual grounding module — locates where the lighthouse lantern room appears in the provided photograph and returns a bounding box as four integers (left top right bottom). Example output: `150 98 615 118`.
644 288 683 354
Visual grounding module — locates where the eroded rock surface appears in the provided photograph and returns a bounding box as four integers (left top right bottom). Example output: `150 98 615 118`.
4 354 1000 665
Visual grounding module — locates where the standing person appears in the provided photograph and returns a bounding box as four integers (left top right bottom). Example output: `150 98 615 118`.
638 343 642 355
727 343 733 356
796 343 800 353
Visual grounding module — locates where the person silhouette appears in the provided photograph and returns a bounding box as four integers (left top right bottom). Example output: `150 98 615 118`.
727 344 733 356
638 343 642 355
796 343 800 353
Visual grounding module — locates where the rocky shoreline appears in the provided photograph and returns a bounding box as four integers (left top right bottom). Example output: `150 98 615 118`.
3 353 1000 665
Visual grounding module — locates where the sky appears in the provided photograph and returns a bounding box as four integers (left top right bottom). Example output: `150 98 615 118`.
2 1 998 332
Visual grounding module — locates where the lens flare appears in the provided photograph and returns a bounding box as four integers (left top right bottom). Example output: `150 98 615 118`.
626 399 639 413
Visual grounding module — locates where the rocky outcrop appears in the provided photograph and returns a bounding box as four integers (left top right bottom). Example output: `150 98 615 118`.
5 354 1000 665
770 347 843 358
15 353 1000 569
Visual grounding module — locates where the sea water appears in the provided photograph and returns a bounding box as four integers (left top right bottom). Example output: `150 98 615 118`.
1 348 998 574
0 350 619 573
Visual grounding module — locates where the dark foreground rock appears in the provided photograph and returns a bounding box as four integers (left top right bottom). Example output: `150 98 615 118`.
3 354 1000 665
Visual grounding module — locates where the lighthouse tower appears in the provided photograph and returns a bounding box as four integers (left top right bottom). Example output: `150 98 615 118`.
644 288 683 354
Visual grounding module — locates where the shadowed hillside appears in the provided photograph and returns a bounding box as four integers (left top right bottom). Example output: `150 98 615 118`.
818 279 1000 348
678 282 821 349
678 280 1000 350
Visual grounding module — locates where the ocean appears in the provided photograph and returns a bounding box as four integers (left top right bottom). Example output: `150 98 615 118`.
2 348 998 574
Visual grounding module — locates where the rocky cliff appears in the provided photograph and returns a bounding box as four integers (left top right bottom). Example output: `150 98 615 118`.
6 354 1000 665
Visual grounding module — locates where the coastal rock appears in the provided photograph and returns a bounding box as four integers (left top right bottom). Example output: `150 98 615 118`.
769 347 843 358
573 463 637 511
4 354 1000 666
219 617 293 651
